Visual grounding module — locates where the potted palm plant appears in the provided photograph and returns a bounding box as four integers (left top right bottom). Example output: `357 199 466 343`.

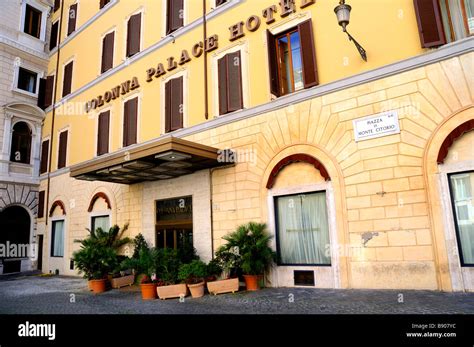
220 222 275 291
178 260 208 298
73 224 131 294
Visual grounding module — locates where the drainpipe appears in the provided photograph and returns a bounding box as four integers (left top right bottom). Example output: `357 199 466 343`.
203 0 209 120
45 0 65 226
209 168 214 259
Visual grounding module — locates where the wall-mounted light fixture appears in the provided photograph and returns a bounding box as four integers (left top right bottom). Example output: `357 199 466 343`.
334 0 367 62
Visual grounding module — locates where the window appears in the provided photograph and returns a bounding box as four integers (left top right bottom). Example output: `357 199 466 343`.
126 13 141 58
91 215 110 232
449 171 474 266
99 0 110 9
50 20 59 50
67 3 77 36
23 4 42 38
51 220 64 257
439 0 474 42
57 130 68 169
216 0 228 7
97 110 110 156
40 139 49 174
414 0 473 48
274 191 331 265
218 51 243 115
37 75 54 110
62 61 73 97
165 76 183 133
17 68 38 94
267 20 318 97
10 122 32 164
101 31 114 73
167 0 184 34
38 191 45 218
123 97 138 147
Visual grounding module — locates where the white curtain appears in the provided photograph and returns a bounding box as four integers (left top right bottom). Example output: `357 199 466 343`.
92 216 110 232
52 220 64 257
451 173 474 264
466 0 474 34
277 192 330 265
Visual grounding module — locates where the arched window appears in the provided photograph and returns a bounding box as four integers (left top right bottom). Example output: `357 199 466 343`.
10 122 32 164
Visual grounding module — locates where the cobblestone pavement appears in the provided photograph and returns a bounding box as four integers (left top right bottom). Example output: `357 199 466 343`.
0 274 473 314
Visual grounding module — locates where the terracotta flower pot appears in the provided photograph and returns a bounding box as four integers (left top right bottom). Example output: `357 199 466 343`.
157 283 188 300
140 283 157 300
243 274 260 291
188 282 205 298
207 278 239 295
89 279 107 294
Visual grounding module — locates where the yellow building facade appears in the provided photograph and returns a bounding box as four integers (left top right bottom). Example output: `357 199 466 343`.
36 0 473 291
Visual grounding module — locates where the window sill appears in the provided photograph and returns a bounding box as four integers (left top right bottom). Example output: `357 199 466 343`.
12 88 38 98
9 161 33 167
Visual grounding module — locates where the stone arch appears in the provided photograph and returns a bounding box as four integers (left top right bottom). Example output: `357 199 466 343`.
85 185 119 225
260 143 350 288
49 200 66 217
424 106 474 291
266 153 331 189
0 184 38 215
87 192 112 212
3 102 46 118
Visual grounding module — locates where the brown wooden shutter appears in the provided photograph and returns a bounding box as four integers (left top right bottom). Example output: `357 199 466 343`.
298 19 319 89
164 77 183 133
49 21 59 50
67 4 77 36
165 80 172 133
97 111 110 155
218 56 228 115
218 52 243 115
38 191 45 218
227 51 243 113
58 131 68 169
37 78 46 109
44 76 54 109
167 0 184 34
267 30 279 97
413 0 446 48
99 0 110 9
54 0 60 12
123 98 138 146
101 32 114 73
127 13 141 57
40 140 49 174
171 77 183 131
62 61 73 97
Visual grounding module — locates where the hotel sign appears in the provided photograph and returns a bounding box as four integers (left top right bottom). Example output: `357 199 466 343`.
85 0 316 113
353 111 400 142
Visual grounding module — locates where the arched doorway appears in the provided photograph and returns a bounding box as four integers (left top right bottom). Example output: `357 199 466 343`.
0 206 31 274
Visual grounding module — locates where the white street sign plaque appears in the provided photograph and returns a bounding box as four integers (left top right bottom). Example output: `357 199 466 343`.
353 111 400 142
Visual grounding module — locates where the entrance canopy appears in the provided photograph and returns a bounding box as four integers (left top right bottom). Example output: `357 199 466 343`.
71 136 230 184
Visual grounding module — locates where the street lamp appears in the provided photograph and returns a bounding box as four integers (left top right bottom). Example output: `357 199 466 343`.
334 0 367 62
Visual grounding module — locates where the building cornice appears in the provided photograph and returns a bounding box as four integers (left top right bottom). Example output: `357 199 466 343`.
0 35 49 61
